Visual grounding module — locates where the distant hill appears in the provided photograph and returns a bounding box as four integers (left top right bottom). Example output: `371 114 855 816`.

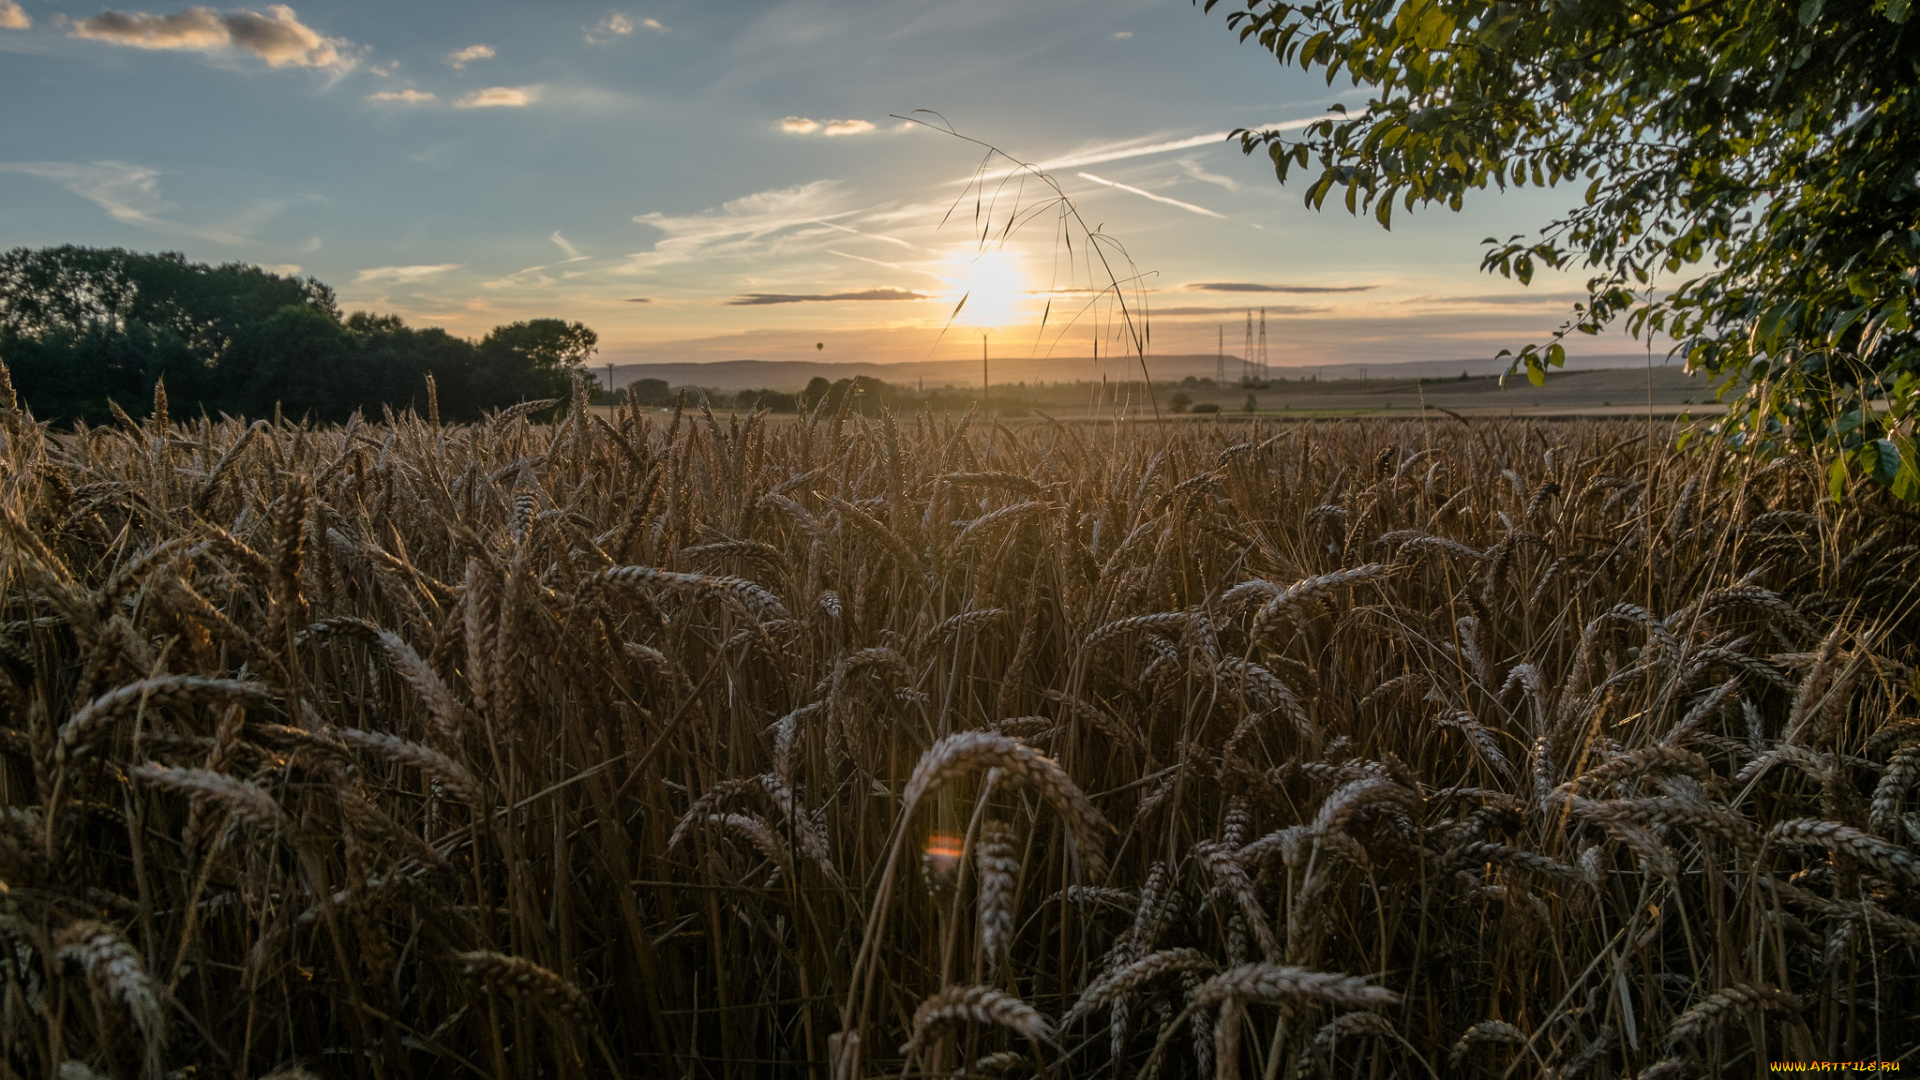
593 352 1665 392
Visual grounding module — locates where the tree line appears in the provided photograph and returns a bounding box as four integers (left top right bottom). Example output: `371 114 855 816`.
0 246 596 424
620 375 899 415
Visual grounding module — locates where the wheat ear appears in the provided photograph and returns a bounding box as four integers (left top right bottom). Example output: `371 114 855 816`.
56 920 164 1037
902 732 1108 875
131 764 282 829
903 985 1050 1056
975 822 1020 970
456 951 593 1025
1769 819 1920 885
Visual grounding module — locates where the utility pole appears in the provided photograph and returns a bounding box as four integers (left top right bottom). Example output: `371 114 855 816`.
1258 308 1268 381
1243 310 1254 384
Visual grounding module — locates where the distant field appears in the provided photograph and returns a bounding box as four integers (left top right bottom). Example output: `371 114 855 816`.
606 364 1725 420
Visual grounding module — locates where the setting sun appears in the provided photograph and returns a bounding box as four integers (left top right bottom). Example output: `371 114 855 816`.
944 248 1030 331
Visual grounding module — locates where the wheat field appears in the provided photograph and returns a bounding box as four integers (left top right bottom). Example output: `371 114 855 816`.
0 371 1916 1079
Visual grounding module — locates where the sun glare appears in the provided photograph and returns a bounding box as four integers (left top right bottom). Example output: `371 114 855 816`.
944 248 1029 330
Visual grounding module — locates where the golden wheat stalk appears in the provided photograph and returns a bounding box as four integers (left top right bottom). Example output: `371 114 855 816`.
902 732 1108 875
902 985 1050 1056
456 951 593 1026
130 764 282 829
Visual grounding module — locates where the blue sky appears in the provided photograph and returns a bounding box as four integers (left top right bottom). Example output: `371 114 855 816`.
0 0 1642 368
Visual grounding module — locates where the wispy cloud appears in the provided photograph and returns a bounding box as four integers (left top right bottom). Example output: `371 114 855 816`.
811 219 915 249
727 288 926 306
1 1 30 30
966 117 1325 182
354 263 462 284
1150 304 1329 317
1187 282 1376 294
1112 30 1132 38
71 5 357 70
1177 155 1238 191
0 159 270 244
1404 291 1590 306
550 230 585 259
1077 172 1223 218
781 116 877 136
1 160 173 227
454 85 539 108
444 43 493 68
367 89 434 103
587 13 663 42
624 180 857 273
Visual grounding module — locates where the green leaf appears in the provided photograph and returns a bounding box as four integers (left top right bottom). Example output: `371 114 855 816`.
1829 454 1850 502
1526 355 1546 386
1893 442 1920 502
1886 298 1911 333
1887 0 1911 23
1799 0 1825 24
1857 438 1902 486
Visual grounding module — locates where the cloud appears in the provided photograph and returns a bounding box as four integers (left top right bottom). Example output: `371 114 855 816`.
727 288 926 306
0 159 303 245
1405 291 1591 306
257 262 302 276
454 85 538 108
367 89 434 103
625 179 856 272
625 297 651 303
72 5 356 69
354 263 462 284
444 43 493 68
1177 156 1238 191
781 117 876 136
1149 305 1329 316
1187 282 1377 294
549 230 584 259
1 160 173 227
964 117 1326 182
587 12 663 41
1077 172 1223 218
1 1 30 30
1112 30 1132 38
367 59 397 76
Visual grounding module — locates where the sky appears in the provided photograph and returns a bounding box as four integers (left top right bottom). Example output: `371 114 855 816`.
0 0 1650 371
